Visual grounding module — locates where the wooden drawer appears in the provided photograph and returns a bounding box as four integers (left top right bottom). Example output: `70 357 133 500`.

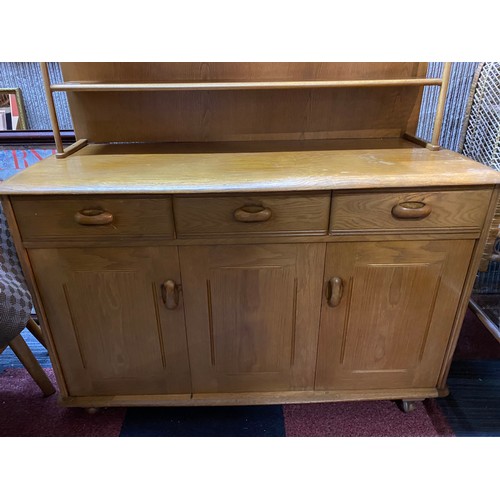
330 188 493 233
174 192 331 237
12 196 175 241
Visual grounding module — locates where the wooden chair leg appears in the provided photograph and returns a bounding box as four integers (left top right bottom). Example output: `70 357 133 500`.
8 334 56 397
25 317 47 349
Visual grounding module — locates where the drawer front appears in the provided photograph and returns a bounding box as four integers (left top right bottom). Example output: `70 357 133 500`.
330 189 492 233
174 192 331 237
12 196 175 241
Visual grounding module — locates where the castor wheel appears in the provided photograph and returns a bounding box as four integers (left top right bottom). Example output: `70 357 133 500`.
85 407 99 415
396 399 422 413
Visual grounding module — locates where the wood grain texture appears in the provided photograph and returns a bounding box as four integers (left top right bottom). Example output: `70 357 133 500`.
58 387 439 408
18 231 482 249
12 195 175 241
315 239 474 391
1 143 499 195
179 243 325 393
174 192 331 237
28 246 191 396
330 188 492 233
59 63 427 143
60 62 427 83
64 87 424 143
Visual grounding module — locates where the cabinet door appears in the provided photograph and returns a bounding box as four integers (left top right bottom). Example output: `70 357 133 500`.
179 244 325 393
315 240 474 390
29 247 190 396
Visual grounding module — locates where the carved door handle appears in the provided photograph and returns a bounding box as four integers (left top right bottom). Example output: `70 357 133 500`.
391 201 432 220
161 280 181 309
74 208 114 225
233 206 272 222
326 277 344 307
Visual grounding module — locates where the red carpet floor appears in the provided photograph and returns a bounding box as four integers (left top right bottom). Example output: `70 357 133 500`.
0 367 454 437
283 400 452 437
0 369 125 437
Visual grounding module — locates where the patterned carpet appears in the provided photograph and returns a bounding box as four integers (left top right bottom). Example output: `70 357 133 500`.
1 147 499 436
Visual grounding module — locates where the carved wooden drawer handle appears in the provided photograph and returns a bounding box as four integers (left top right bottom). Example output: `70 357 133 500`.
391 201 432 220
233 206 272 222
74 208 114 225
161 280 181 310
326 277 344 307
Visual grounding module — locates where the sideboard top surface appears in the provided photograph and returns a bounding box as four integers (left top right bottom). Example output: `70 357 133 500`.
1 139 499 195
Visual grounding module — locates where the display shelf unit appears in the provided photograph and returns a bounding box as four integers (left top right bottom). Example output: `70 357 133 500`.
40 62 451 158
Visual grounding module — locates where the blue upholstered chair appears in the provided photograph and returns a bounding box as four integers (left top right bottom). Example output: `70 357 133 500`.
0 202 55 396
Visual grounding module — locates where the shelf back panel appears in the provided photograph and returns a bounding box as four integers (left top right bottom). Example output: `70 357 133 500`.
60 62 428 144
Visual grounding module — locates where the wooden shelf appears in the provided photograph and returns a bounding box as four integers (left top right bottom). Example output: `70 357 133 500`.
50 78 443 92
40 62 452 156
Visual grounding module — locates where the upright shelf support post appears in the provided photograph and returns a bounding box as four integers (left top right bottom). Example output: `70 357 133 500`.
429 62 453 151
40 62 64 155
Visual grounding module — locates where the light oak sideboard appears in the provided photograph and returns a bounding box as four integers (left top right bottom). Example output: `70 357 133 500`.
2 63 499 412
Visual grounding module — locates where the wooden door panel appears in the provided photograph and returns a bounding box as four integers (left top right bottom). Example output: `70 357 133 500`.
342 262 442 371
62 270 163 379
180 243 325 393
209 265 295 374
29 247 191 396
315 240 474 390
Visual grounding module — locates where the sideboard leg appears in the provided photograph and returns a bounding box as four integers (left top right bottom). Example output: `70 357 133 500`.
396 399 422 413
